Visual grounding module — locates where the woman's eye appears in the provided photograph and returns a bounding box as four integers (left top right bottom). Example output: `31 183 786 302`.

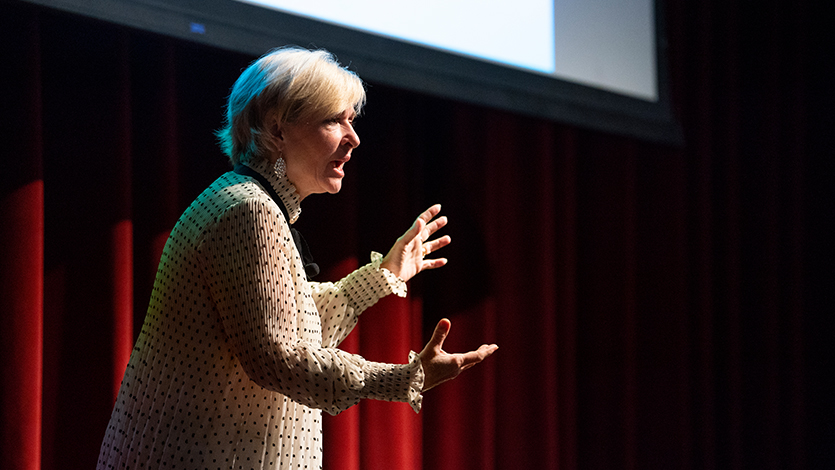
324 114 356 127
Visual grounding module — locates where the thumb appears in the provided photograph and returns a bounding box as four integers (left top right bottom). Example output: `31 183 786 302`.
428 318 451 350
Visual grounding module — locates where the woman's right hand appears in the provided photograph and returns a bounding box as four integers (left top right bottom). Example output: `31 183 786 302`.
418 319 498 392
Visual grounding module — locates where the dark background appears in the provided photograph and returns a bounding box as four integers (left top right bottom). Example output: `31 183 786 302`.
1 0 832 468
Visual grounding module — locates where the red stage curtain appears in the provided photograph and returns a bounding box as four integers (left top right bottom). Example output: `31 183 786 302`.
1 9 44 470
1 0 829 469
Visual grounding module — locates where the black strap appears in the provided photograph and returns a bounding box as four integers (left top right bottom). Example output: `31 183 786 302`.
233 164 320 280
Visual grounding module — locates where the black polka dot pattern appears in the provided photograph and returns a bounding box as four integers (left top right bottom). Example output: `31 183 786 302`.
97 157 423 469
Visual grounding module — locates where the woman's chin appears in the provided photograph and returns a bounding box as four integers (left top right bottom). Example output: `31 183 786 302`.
317 178 343 195
327 180 343 194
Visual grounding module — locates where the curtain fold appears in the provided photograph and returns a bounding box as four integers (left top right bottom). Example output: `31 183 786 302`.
0 181 44 470
1 7 44 470
0 0 827 469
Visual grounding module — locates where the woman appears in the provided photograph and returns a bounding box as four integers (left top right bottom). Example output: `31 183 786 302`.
97 47 497 469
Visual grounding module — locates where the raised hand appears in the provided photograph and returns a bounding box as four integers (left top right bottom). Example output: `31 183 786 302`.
380 204 451 282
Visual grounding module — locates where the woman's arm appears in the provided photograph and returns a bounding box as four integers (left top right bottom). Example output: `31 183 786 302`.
308 253 406 348
310 203 450 348
197 197 422 414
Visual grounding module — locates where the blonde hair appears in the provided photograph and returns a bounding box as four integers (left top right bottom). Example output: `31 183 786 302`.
216 46 366 165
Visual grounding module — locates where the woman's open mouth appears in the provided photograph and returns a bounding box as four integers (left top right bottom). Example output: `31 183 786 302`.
330 156 350 177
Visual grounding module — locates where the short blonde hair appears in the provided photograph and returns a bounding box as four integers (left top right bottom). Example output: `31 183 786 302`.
216 47 366 165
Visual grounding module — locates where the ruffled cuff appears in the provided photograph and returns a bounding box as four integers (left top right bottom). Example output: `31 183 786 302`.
370 251 407 298
407 350 424 413
360 351 424 413
339 252 408 315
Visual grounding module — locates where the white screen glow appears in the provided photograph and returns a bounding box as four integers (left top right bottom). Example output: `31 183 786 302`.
235 0 657 100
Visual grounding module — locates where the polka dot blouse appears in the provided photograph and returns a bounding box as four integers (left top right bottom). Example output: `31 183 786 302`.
97 157 424 469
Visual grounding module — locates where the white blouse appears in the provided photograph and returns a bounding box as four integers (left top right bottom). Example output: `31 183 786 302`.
97 157 423 470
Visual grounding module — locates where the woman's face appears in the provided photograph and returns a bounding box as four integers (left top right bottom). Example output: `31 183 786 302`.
279 108 360 200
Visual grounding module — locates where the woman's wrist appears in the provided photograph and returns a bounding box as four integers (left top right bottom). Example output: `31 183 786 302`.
370 252 407 297
379 256 400 279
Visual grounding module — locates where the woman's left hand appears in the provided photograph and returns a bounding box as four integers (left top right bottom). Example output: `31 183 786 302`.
380 204 451 282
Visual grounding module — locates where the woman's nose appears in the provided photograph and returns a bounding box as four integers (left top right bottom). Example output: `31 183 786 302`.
345 124 360 148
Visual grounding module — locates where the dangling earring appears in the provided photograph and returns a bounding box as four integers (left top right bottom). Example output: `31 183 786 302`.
274 153 286 177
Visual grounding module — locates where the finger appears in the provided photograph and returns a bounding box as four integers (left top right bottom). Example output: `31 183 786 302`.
404 217 426 245
421 257 448 270
418 204 442 224
428 318 451 350
423 215 448 238
424 235 451 255
459 344 499 368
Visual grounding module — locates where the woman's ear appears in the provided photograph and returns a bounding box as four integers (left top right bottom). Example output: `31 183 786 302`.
270 118 284 141
269 118 287 158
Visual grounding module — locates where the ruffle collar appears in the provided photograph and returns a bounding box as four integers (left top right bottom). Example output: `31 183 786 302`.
245 158 302 224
